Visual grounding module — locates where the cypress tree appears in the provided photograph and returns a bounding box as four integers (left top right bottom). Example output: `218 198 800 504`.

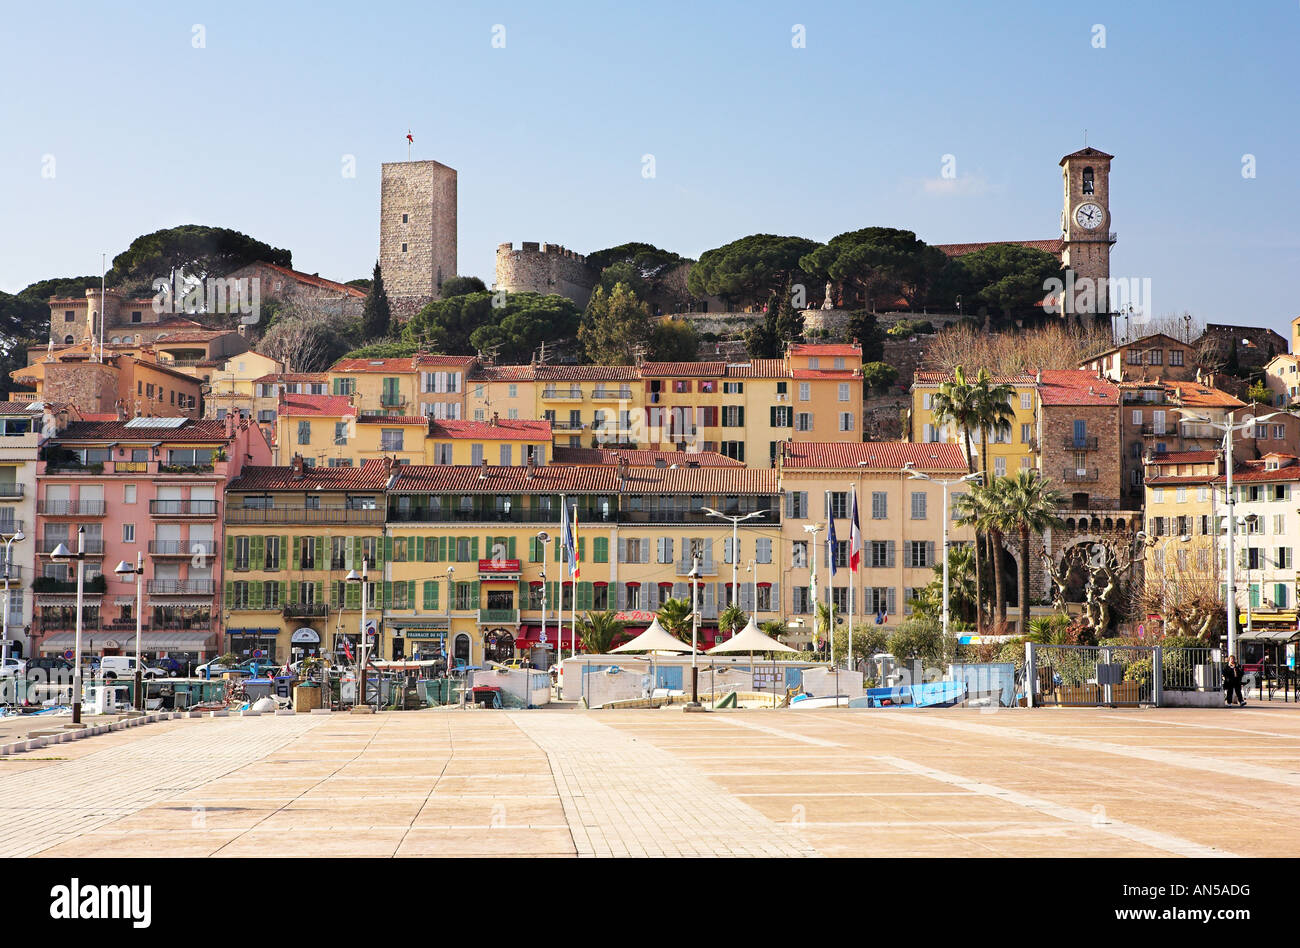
361 261 392 340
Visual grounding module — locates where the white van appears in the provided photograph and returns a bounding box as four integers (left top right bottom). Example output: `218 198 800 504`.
99 656 164 680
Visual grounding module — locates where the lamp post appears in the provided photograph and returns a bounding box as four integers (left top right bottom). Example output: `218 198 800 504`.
688 547 700 706
49 527 87 723
702 507 765 633
802 523 824 661
1 528 25 666
902 464 982 639
344 557 368 708
745 558 757 632
1177 409 1279 658
114 552 144 711
445 565 454 675
536 532 551 668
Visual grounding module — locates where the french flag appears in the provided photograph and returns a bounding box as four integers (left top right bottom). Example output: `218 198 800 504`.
849 492 862 572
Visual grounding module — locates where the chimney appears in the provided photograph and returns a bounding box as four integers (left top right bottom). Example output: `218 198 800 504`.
491 411 499 427
385 455 396 474
291 453 305 480
617 456 630 482
1035 370 1041 385
115 399 126 422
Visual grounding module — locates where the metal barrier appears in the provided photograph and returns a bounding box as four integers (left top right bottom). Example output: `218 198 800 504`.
1025 643 1158 707
1162 648 1221 692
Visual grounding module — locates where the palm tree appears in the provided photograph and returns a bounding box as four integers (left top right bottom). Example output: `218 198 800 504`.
657 597 694 644
965 479 1012 628
578 610 626 653
992 469 1066 634
937 543 978 624
932 366 984 628
718 602 747 636
970 370 1016 626
814 600 838 657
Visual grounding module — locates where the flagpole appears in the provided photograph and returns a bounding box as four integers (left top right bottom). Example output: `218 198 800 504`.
556 495 565 698
824 489 833 666
570 503 578 662
847 484 855 672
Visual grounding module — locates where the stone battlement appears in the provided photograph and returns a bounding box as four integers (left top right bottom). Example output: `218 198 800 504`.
497 241 588 263
495 241 597 307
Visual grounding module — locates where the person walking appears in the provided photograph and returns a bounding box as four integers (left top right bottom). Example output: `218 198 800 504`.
1224 654 1246 707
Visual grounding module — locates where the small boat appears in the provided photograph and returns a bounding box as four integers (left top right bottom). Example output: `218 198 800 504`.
850 681 969 708
788 693 853 709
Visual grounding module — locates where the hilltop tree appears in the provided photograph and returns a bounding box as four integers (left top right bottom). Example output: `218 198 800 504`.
439 275 488 298
106 225 292 292
361 262 392 340
579 282 652 364
799 227 947 311
688 234 821 308
469 294 583 363
17 276 102 303
744 283 805 359
953 244 1065 324
585 242 683 299
648 320 700 362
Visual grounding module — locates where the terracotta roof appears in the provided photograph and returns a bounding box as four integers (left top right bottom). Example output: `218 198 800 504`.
1150 451 1218 464
51 419 232 443
1060 146 1114 164
934 239 1065 258
913 370 1036 387
1214 458 1300 484
412 353 477 368
1036 370 1119 406
533 364 639 381
254 262 366 298
252 372 326 384
427 419 551 440
391 464 777 494
723 359 786 378
330 358 418 373
228 457 390 491
1145 475 1217 486
780 442 967 471
550 447 744 467
152 330 238 343
468 364 535 382
1081 333 1194 361
638 362 726 378
790 369 860 380
356 414 426 426
787 344 861 356
1166 384 1245 409
278 394 354 417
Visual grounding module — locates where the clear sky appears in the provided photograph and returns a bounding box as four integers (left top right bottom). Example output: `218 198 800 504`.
2 0 1297 334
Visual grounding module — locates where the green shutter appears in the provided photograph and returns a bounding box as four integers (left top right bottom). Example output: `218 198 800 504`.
382 581 392 608
280 581 288 608
250 581 262 609
225 536 234 569
470 582 480 610
471 537 479 561
289 580 299 604
281 536 290 569
406 580 416 608
422 581 433 610
508 536 517 560
315 581 323 605
438 536 447 562
291 536 300 570
315 536 324 567
594 537 608 563
224 580 234 608
518 579 529 603
578 537 585 562
529 537 539 562
413 537 423 561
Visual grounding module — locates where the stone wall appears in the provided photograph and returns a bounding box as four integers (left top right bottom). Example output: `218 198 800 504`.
494 242 597 307
380 160 458 318
1041 403 1124 507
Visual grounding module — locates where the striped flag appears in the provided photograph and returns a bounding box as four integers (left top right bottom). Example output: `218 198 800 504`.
849 492 862 572
562 502 578 579
826 515 838 577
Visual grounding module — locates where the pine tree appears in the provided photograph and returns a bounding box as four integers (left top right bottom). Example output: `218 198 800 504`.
361 262 392 341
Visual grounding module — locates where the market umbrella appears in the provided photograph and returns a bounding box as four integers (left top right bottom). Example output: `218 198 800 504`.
707 617 796 699
610 617 695 654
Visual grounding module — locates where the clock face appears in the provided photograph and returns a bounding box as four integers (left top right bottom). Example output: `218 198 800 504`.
1075 203 1105 230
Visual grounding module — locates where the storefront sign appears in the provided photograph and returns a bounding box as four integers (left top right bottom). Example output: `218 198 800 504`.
291 628 321 644
614 611 656 623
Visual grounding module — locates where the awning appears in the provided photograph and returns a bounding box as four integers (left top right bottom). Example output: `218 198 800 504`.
41 631 215 652
1238 629 1297 641
147 598 211 608
290 628 320 644
34 593 101 606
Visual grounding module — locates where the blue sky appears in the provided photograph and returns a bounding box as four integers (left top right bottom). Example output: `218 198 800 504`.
2 0 1297 334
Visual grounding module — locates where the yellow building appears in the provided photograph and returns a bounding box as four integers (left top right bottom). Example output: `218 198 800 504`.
910 371 1039 477
784 343 865 445
777 442 975 639
274 393 357 466
222 456 393 661
384 460 782 666
327 355 473 420
205 351 284 421
425 417 552 465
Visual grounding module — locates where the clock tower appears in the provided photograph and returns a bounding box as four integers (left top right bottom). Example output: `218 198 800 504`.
1059 146 1115 317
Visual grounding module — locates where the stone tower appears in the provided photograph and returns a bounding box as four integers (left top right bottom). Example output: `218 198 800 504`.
1059 146 1115 317
379 159 457 318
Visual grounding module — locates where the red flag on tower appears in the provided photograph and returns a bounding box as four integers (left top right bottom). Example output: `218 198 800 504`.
849 492 862 572
406 130 414 144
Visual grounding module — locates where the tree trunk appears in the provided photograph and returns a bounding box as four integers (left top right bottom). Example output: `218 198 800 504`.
992 529 1007 627
1020 526 1032 635
962 429 982 634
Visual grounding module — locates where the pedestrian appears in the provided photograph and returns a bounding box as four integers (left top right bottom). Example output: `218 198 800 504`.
1224 654 1246 707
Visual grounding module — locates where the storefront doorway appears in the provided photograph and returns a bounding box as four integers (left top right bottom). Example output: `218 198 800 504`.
483 629 515 664
453 633 471 664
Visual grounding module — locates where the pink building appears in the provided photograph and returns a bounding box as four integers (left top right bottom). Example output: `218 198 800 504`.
34 414 271 666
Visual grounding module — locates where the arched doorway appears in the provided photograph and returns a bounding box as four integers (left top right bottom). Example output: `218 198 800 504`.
453 633 471 664
483 629 515 664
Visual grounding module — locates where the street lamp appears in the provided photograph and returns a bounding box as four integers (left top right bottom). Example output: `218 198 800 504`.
702 507 765 628
688 548 700 706
49 527 87 724
535 532 551 668
1177 408 1279 658
1 528 25 665
344 557 369 709
445 565 455 675
745 558 757 635
902 463 982 639
114 552 144 711
802 523 824 661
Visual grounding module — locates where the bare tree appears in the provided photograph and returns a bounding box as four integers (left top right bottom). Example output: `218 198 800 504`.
256 302 357 373
924 322 1115 377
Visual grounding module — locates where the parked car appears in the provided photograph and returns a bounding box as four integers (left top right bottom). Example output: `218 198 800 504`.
499 658 531 670
25 657 73 681
99 656 168 680
150 656 184 677
0 657 26 677
194 658 233 679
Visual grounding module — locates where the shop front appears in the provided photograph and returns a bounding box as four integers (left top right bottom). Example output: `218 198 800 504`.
388 619 449 664
289 627 321 660
228 627 280 663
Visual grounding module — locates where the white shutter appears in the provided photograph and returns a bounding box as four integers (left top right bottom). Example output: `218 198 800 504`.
665 538 673 563
618 538 627 563
640 541 649 564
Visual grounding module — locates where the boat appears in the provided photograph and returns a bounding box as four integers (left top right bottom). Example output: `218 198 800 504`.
848 681 969 708
788 693 853 709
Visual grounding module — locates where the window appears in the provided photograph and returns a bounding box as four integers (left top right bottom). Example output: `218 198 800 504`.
123 485 136 504
910 492 927 520
771 406 791 427
297 421 311 445
380 429 404 451
723 382 743 394
838 383 850 402
1170 349 1184 366
720 441 745 461
265 536 281 570
1082 167 1094 194
994 457 1007 477
1020 392 1033 410
838 413 854 432
625 583 641 610
122 524 135 542
788 492 808 518
830 541 848 569
906 541 931 568
234 536 251 571
1021 423 1032 444
798 383 811 402
871 492 887 520
791 542 808 569
1275 425 1286 440
471 444 483 466
1127 350 1144 365
1148 349 1163 365
300 536 316 569
795 413 813 431
756 537 772 564
721 406 744 427
829 492 848 519
792 586 810 614
334 422 348 445
870 540 889 568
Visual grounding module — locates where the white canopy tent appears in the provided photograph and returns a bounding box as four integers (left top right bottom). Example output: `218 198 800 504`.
610 617 695 654
707 617 797 655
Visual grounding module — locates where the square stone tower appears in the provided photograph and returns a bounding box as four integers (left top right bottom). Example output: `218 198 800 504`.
1059 146 1115 316
379 159 457 319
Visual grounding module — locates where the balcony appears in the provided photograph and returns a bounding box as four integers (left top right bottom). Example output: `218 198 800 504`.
1139 424 1171 438
37 500 107 517
147 580 216 596
283 602 329 619
621 509 779 525
114 461 149 473
478 608 519 625
591 388 633 401
676 560 719 576
150 500 218 517
1179 423 1219 440
148 541 210 557
157 464 215 475
379 394 407 409
37 538 105 555
33 575 107 594
1062 468 1100 483
225 506 384 525
541 388 583 401
1061 436 1099 451
0 484 24 498
551 420 585 431
388 507 607 525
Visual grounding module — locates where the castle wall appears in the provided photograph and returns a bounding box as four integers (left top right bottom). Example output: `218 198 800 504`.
494 242 597 307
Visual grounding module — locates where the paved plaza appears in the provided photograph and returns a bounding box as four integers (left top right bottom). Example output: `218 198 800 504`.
1 705 1297 858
